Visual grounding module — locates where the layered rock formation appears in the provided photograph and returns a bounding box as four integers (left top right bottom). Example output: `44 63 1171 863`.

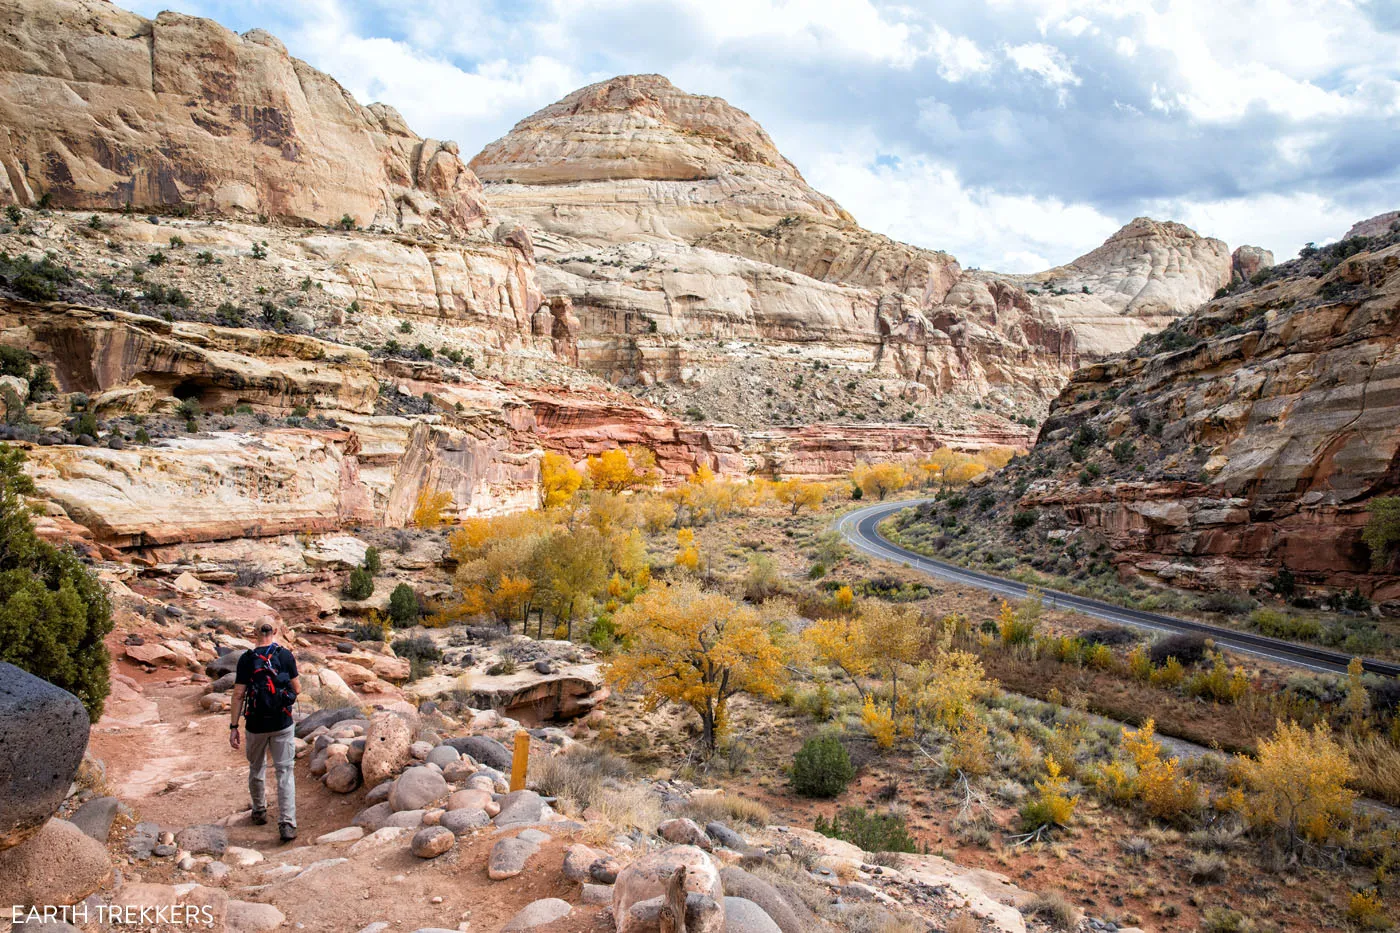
0 0 487 232
472 75 1236 433
971 216 1400 598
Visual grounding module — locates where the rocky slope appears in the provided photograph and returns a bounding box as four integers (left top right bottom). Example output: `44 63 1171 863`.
907 214 1400 600
472 74 1238 435
0 0 487 233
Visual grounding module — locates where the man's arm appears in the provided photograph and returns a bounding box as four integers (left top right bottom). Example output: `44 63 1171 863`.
229 684 245 749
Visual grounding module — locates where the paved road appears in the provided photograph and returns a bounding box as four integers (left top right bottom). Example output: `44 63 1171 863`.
836 499 1400 677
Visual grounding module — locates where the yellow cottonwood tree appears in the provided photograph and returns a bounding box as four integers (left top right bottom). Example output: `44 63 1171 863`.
803 613 872 698
852 461 910 500
1236 720 1355 845
541 451 583 509
775 479 827 515
586 445 659 493
608 580 786 749
412 487 453 527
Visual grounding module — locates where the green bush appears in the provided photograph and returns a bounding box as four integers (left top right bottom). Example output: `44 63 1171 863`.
587 613 617 650
362 546 381 575
0 446 113 719
388 583 419 627
791 734 855 798
814 807 917 853
0 346 32 379
342 567 374 600
1011 510 1037 532
390 633 440 680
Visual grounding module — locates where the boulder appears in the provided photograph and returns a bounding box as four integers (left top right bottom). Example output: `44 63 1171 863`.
389 766 449 812
425 745 460 768
315 827 365 845
383 810 426 830
325 762 362 794
488 836 540 880
351 802 395 832
207 651 245 679
626 894 725 933
443 735 512 771
126 643 178 666
176 824 229 856
562 843 604 883
493 790 544 827
125 821 160 859
409 741 433 761
410 826 454 859
659 818 712 850
723 897 782 933
226 900 286 933
349 827 410 857
719 867 804 933
447 788 493 812
707 822 748 851
441 758 477 783
361 714 413 787
0 818 111 906
439 808 490 834
294 707 361 739
66 795 120 844
503 898 572 931
614 845 724 933
0 662 91 851
365 781 393 805
582 883 613 905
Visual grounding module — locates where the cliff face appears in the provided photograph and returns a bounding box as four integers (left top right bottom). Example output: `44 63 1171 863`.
0 0 488 232
987 217 1400 597
472 75 1235 432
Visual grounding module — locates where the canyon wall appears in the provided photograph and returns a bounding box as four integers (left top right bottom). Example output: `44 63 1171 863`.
0 0 487 233
472 75 1236 432
999 219 1400 597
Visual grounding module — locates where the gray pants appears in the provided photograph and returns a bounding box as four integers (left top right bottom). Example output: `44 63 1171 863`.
245 725 296 827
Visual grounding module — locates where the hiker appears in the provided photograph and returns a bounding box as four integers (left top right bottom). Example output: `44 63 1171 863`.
229 622 300 841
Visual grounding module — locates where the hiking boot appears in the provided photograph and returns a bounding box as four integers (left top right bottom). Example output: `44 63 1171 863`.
249 809 267 825
279 822 297 842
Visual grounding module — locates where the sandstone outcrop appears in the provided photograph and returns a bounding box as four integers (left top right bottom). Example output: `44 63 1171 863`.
1231 245 1274 284
0 0 488 233
473 75 1235 432
967 217 1400 598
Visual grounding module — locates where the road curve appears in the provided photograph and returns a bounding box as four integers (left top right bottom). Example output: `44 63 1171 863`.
836 499 1400 678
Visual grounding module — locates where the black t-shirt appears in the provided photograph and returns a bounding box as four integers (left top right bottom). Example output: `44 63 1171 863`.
234 645 299 733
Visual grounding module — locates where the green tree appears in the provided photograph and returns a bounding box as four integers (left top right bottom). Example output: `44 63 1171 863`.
791 734 856 797
362 546 381 575
0 446 113 719
388 583 419 627
342 567 374 600
1363 497 1400 569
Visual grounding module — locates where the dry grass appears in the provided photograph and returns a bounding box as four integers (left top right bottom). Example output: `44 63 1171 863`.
580 784 662 841
1024 891 1077 930
680 792 773 828
1341 732 1400 806
1188 851 1228 884
529 744 631 810
946 913 980 933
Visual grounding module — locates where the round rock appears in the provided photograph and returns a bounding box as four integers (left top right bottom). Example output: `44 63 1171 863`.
0 662 91 851
410 826 454 859
389 766 449 812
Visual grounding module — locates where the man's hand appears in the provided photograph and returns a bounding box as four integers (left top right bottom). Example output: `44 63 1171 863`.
229 726 241 750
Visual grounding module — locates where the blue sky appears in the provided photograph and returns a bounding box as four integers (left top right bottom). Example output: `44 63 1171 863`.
125 0 1400 272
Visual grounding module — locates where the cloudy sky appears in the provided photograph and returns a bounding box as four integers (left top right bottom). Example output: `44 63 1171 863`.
126 0 1400 271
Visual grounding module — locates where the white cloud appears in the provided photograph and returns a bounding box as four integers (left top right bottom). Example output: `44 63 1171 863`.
928 25 993 82
1142 191 1364 259
803 139 1120 272
1004 42 1080 87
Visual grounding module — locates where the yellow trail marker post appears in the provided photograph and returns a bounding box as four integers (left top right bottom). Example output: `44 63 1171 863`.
510 730 529 792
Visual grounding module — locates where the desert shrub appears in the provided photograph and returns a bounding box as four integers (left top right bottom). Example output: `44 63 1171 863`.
1346 890 1389 931
1363 497 1400 569
681 793 772 828
362 546 381 575
1201 907 1256 933
342 567 374 600
1249 608 1321 641
486 657 518 676
1020 756 1076 834
1011 509 1037 531
814 807 916 853
530 744 631 809
1184 652 1250 703
791 733 855 798
0 251 75 301
1149 633 1208 666
390 634 440 680
0 346 31 379
587 613 618 651
1023 891 1076 930
1195 590 1257 615
346 618 387 642
0 446 113 719
1236 720 1355 845
1188 851 1227 883
388 583 419 627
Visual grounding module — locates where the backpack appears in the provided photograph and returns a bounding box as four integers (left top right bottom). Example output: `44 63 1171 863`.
244 645 295 721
